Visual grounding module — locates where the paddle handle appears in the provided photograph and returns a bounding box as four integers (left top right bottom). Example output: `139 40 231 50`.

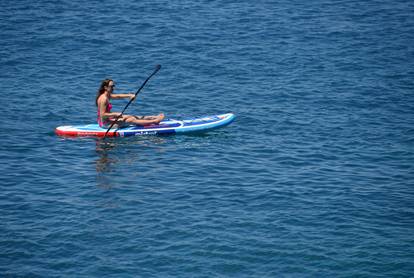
120 64 161 115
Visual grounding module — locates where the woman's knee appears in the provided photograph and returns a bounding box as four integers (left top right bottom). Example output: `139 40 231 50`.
123 116 135 123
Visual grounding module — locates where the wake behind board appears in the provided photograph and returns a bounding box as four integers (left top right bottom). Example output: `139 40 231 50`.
55 113 235 137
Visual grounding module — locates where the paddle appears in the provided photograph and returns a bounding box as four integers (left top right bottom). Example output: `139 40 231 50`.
103 64 162 139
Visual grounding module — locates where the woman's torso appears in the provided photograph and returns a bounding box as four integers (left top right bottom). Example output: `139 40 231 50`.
97 95 112 127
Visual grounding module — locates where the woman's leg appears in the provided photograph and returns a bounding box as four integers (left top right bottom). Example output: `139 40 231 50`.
128 115 159 120
122 114 164 125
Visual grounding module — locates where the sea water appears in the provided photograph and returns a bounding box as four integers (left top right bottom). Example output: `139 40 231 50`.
1 0 413 276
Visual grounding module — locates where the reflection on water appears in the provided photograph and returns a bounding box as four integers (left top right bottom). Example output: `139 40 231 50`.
95 140 118 189
94 136 170 189
95 140 118 173
93 132 221 189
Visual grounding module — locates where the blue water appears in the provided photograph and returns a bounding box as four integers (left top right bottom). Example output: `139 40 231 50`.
1 0 414 276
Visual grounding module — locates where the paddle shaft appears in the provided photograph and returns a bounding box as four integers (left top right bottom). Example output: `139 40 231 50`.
103 64 161 138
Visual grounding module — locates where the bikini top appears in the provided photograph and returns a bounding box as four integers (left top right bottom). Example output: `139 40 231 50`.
97 102 112 127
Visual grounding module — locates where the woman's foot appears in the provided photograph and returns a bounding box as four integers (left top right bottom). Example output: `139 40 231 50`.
154 113 165 124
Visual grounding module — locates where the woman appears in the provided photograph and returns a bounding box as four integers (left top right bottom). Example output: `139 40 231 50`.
96 79 164 128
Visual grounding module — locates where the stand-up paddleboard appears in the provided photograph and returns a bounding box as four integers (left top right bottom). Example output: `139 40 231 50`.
55 113 235 137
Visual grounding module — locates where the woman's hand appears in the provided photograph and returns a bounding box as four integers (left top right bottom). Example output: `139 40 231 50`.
129 94 136 101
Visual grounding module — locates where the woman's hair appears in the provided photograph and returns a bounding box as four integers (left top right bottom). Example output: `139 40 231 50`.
96 79 113 106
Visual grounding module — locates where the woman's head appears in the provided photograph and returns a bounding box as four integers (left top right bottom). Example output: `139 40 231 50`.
96 79 115 106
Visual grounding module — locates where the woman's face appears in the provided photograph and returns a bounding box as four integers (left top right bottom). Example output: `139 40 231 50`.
107 81 115 93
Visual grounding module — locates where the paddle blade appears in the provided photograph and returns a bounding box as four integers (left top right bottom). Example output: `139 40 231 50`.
155 64 161 71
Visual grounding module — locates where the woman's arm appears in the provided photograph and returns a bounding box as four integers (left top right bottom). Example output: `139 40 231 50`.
102 111 122 118
98 96 122 119
111 93 135 100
